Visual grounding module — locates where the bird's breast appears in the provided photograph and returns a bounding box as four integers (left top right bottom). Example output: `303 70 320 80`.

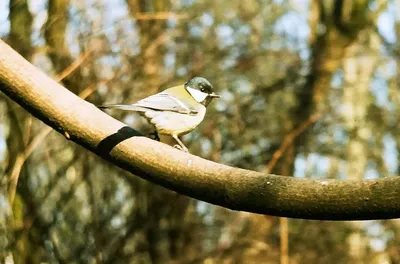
144 106 206 136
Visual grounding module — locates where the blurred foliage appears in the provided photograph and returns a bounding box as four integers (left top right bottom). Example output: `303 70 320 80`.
1 0 400 263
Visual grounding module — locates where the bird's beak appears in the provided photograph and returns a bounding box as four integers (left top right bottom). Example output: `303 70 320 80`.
208 93 221 98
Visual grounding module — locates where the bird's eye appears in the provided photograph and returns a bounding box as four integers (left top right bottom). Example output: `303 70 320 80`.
200 88 206 92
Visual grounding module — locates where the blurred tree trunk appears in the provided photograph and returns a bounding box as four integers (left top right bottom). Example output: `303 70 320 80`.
6 0 31 263
8 0 33 60
275 117 295 264
343 32 380 264
44 0 83 94
292 1 374 261
124 2 195 263
6 2 46 263
125 0 170 90
8 1 89 263
301 0 371 119
386 18 400 263
6 0 32 194
300 2 384 262
126 1 167 262
278 141 294 264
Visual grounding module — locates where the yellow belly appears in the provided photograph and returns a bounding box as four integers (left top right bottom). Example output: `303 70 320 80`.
143 106 206 136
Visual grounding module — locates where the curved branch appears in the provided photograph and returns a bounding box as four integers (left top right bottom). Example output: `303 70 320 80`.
0 40 399 220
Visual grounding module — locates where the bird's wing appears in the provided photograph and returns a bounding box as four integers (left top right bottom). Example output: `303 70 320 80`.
98 104 150 112
134 92 198 115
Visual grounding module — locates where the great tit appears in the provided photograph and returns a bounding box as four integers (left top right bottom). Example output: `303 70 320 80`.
99 77 220 152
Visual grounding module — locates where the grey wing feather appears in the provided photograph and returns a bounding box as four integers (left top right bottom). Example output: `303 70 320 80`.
98 104 148 111
134 92 198 115
99 93 198 115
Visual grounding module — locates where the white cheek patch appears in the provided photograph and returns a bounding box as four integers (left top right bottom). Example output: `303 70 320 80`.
187 87 208 102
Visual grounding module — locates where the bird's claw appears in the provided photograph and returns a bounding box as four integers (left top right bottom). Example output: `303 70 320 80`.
173 144 189 152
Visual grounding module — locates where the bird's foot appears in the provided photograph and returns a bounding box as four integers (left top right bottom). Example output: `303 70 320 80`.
147 131 160 141
173 144 189 153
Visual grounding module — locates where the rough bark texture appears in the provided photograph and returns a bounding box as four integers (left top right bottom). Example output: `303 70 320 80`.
1 40 400 220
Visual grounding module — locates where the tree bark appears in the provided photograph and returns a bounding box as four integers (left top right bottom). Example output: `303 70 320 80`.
1 40 400 220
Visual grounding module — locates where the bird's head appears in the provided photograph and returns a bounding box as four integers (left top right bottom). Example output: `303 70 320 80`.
185 77 220 106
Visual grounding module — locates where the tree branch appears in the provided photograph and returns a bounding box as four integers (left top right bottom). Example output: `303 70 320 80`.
1 40 400 220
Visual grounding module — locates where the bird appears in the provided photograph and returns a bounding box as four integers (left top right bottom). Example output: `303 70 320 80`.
99 77 220 152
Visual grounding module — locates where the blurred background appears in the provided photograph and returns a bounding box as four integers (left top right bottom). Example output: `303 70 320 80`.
1 0 400 263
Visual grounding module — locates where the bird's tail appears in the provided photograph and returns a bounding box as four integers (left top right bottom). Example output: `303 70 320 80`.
98 104 148 112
